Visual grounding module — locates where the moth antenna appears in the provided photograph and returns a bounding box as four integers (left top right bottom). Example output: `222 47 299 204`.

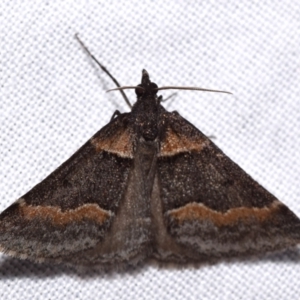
75 34 132 108
156 86 232 94
107 86 144 92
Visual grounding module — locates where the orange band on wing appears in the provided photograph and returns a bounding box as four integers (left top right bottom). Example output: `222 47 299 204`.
159 127 208 156
92 128 133 158
168 200 282 227
19 200 112 226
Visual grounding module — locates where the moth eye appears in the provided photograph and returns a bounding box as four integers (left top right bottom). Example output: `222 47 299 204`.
135 86 144 96
150 82 158 90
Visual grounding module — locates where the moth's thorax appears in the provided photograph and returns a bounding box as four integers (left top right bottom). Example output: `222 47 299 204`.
130 70 161 141
131 93 161 141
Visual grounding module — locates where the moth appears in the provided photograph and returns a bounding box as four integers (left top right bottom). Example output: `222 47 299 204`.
1 41 300 269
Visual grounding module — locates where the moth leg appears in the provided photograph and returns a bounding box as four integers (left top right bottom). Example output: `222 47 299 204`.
160 93 177 102
110 110 121 121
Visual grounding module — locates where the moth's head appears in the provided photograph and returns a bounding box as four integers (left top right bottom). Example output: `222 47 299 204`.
106 69 232 108
135 69 158 98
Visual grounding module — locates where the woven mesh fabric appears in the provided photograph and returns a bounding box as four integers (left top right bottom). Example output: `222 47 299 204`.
1 1 300 299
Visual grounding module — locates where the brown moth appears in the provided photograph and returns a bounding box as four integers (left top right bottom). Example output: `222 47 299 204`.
1 40 299 268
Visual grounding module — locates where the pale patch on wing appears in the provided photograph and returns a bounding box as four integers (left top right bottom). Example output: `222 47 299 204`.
19 199 113 226
159 126 209 157
167 200 282 227
91 127 133 158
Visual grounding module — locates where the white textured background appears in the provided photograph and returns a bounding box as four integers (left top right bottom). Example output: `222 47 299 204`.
1 1 300 299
